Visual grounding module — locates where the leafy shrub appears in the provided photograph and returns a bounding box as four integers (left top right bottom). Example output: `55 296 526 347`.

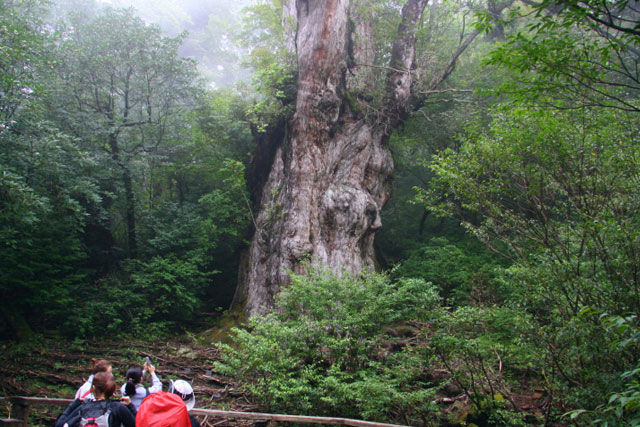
137 202 204 260
429 306 539 425
66 256 208 337
564 312 640 425
125 256 208 327
216 267 441 424
393 236 506 307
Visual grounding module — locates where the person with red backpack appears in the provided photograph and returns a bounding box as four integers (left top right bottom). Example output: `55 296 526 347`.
135 380 200 427
56 372 136 427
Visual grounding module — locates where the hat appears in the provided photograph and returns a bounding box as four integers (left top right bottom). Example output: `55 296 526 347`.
169 379 195 411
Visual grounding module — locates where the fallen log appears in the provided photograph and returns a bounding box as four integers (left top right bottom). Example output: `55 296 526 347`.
24 370 77 386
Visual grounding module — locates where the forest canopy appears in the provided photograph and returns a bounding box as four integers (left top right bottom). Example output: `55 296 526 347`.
0 0 254 339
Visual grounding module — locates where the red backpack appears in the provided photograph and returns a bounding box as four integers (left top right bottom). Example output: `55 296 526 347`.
136 391 191 427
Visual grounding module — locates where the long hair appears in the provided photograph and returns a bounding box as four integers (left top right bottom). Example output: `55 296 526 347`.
92 372 116 398
123 365 143 397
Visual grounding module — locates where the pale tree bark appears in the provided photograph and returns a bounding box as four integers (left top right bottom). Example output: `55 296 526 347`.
237 0 430 316
282 0 297 53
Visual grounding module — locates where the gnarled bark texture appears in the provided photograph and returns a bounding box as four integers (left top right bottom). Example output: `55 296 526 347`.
241 0 428 316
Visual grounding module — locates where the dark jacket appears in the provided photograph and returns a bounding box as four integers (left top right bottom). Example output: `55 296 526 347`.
55 398 136 427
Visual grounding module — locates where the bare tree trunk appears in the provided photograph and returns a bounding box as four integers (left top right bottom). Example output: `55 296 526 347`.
241 0 429 316
109 132 137 258
123 164 137 258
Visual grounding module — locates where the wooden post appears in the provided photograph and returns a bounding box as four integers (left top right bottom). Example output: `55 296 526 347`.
8 398 30 427
1 396 73 427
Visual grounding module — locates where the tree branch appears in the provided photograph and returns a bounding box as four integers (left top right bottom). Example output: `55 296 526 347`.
412 0 515 111
384 0 430 127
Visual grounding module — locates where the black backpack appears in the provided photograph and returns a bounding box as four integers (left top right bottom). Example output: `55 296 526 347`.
78 401 111 427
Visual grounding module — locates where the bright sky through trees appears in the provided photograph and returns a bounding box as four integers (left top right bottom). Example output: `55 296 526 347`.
94 0 254 87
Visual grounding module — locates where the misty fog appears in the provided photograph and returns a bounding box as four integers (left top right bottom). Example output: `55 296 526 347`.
60 0 257 87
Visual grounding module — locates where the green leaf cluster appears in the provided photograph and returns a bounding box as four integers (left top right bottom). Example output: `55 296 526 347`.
429 306 538 426
486 1 640 111
237 0 296 132
392 236 507 307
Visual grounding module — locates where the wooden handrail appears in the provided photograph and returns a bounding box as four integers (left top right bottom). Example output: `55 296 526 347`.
190 408 410 426
1 396 410 427
4 396 73 407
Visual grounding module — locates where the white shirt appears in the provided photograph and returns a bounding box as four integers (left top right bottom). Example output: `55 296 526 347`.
74 374 95 401
119 373 162 409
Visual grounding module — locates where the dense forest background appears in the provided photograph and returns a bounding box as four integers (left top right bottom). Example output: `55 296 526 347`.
1 0 639 425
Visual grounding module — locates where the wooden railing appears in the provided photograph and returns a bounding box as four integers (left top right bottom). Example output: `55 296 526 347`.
1 396 73 426
1 396 409 427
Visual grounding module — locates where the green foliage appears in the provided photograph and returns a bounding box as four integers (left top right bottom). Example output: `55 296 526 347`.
0 0 253 339
393 236 506 307
425 107 640 317
138 202 204 260
51 7 199 141
0 119 101 338
244 59 296 132
563 312 640 425
45 5 201 257
599 367 640 425
421 7 640 420
198 158 252 254
196 158 252 306
126 256 208 327
421 105 640 419
378 0 509 267
95 159 253 335
429 306 538 425
192 89 254 162
0 0 106 340
0 0 55 125
486 1 640 111
68 255 208 338
237 0 296 131
216 267 441 424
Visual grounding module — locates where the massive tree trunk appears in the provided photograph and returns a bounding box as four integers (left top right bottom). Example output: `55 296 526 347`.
241 0 428 316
